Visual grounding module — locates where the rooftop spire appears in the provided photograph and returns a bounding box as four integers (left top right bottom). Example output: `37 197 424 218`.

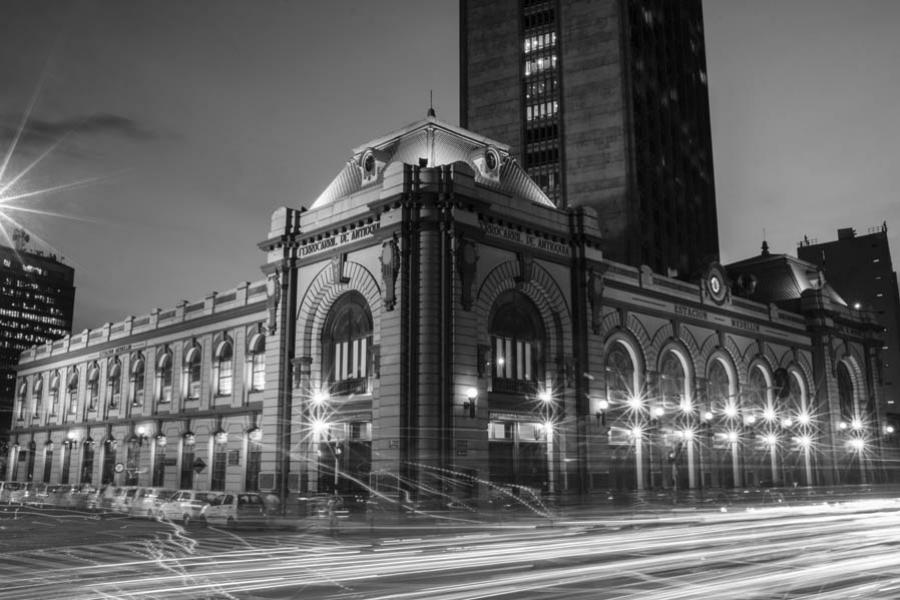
427 90 435 117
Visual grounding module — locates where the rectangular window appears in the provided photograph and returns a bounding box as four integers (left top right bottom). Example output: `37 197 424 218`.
180 446 195 489
101 443 116 485
88 382 98 410
211 446 227 491
81 445 95 485
245 441 262 492
152 447 166 486
109 377 121 408
251 353 265 391
126 442 141 486
218 360 233 396
43 449 53 484
132 372 145 407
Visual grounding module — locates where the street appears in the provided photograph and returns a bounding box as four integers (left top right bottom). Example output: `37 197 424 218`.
2 497 900 599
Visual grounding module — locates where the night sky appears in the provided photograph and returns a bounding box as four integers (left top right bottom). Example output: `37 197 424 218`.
1 1 898 332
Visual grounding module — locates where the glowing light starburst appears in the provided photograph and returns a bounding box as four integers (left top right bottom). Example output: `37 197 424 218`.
0 71 111 257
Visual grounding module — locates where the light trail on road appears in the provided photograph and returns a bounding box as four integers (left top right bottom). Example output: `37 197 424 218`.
2 500 900 599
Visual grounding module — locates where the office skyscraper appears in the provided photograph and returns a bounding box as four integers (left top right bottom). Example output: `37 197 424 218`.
0 241 74 434
460 0 718 277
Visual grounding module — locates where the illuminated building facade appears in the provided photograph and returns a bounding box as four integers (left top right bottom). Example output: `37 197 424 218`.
8 283 269 490
460 0 719 278
0 244 74 438
7 115 889 502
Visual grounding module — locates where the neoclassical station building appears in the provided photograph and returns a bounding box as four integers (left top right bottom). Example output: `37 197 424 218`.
6 114 890 505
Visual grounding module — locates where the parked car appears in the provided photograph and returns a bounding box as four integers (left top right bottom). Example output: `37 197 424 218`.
6 481 33 504
0 481 26 503
201 493 268 528
107 486 139 514
23 482 49 507
44 484 73 507
157 490 216 525
129 487 177 519
70 484 101 510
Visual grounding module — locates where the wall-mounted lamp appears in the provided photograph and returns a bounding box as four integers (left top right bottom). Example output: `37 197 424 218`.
183 431 196 446
214 430 229 445
248 427 263 442
702 410 714 422
155 433 167 447
312 390 329 406
463 387 478 419
595 399 609 426
84 436 95 448
885 425 896 436
65 430 79 448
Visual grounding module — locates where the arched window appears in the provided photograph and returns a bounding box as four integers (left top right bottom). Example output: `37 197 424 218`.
659 351 687 411
837 362 854 422
183 344 202 399
247 333 266 392
748 367 769 420
322 292 373 395
66 368 79 416
16 380 27 421
49 372 60 417
156 349 173 403
707 360 732 417
32 375 43 418
605 343 635 405
786 371 809 419
107 358 122 409
490 290 545 394
214 338 234 396
130 353 145 407
87 363 100 411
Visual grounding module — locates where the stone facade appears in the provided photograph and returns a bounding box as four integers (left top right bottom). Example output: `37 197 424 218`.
7 115 889 505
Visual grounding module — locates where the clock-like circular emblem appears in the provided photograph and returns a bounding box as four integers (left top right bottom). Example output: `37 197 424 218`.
707 266 728 305
484 149 498 171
